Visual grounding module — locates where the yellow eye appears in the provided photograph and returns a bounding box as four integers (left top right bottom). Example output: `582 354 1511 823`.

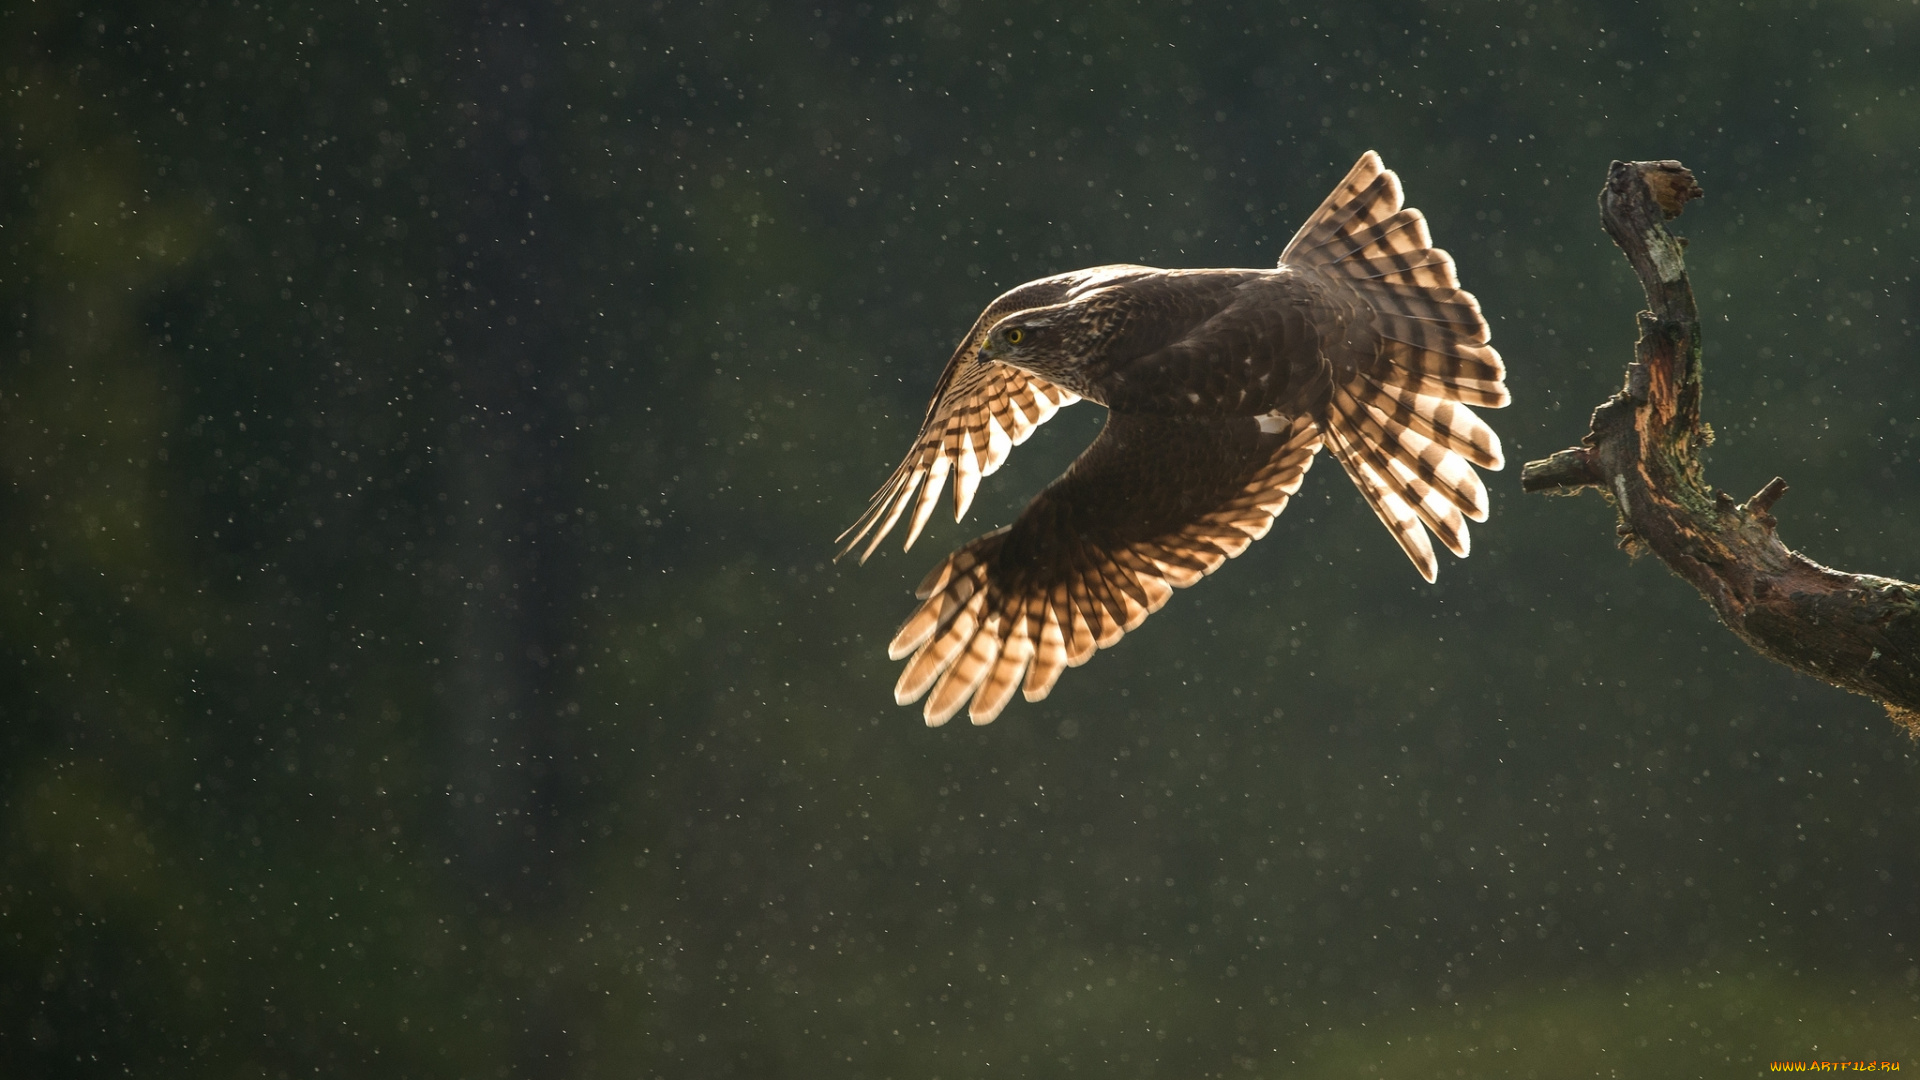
1005 327 1025 345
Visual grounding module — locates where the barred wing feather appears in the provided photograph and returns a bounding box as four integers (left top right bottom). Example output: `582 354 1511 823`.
836 359 1078 562
889 414 1323 726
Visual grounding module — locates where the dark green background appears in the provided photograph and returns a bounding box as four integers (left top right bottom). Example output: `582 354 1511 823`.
3 1 1917 1076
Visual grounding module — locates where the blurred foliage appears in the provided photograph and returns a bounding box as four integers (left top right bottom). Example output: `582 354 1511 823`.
2 0 1918 1076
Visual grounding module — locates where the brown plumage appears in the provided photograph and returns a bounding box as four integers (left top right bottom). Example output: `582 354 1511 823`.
839 151 1509 726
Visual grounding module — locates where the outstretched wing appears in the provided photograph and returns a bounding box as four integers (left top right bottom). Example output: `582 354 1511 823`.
836 355 1078 564
836 265 1165 563
889 413 1323 726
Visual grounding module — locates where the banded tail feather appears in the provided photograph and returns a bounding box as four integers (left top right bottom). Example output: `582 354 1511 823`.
1283 151 1509 581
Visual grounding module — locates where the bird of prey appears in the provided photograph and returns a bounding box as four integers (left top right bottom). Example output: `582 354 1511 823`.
838 151 1507 727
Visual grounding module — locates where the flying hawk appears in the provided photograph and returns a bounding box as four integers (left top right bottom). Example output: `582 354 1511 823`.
839 152 1508 726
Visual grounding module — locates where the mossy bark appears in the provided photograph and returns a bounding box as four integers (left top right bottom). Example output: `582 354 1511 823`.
1522 160 1920 735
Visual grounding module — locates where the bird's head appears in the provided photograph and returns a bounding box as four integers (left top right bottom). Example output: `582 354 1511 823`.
976 297 1111 394
979 313 1070 371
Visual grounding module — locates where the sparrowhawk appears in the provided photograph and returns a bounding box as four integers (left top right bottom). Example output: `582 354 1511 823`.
839 152 1508 726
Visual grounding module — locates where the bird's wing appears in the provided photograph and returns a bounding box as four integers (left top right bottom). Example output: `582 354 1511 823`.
836 355 1078 563
888 412 1323 726
835 272 1135 563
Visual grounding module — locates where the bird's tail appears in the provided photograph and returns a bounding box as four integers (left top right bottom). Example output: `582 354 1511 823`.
1280 151 1509 582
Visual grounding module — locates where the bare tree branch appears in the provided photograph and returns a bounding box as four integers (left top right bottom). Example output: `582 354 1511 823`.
1521 159 1920 735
